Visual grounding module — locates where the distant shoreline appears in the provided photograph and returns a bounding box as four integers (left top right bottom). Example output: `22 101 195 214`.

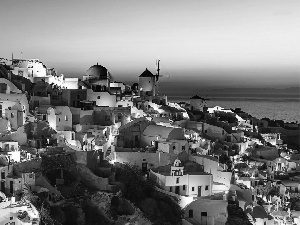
168 96 300 123
167 96 300 103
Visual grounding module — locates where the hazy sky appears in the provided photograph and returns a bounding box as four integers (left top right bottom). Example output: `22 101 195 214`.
1 0 299 88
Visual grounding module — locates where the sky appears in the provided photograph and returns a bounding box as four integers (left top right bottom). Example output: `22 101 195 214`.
1 0 299 88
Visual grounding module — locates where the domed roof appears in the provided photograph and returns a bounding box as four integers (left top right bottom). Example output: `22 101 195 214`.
86 64 112 80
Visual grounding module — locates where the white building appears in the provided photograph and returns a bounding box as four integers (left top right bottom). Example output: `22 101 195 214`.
150 159 213 198
35 106 72 131
184 198 228 225
0 93 29 130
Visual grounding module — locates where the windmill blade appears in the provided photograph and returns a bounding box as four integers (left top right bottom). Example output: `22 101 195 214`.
158 74 170 83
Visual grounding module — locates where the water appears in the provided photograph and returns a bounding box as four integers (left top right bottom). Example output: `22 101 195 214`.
168 97 300 123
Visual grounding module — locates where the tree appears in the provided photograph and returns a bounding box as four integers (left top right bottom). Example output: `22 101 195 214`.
41 154 73 173
116 163 155 203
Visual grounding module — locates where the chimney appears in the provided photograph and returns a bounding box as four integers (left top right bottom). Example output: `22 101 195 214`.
8 71 12 81
22 83 25 92
11 196 15 204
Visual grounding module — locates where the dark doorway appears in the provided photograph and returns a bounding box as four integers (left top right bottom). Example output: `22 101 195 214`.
198 186 202 197
142 162 147 173
37 140 41 149
1 181 5 193
175 186 180 195
134 135 139 147
10 181 13 194
189 209 193 218
201 212 208 225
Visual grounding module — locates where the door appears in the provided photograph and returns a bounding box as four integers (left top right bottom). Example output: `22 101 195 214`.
142 162 147 173
37 140 41 149
1 181 4 193
175 186 179 195
10 181 13 194
198 186 202 197
134 135 139 147
189 209 193 218
201 212 208 225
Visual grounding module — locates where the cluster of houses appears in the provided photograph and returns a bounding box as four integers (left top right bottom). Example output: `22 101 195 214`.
0 57 299 225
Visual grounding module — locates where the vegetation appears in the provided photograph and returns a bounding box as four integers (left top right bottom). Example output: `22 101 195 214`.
226 204 252 225
41 154 73 173
115 163 183 224
115 163 155 202
24 194 61 225
219 153 232 171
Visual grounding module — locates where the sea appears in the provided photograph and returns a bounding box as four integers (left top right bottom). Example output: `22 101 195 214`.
168 96 300 123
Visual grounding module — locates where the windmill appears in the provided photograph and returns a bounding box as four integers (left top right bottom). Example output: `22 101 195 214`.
191 88 210 106
199 95 210 106
155 59 170 96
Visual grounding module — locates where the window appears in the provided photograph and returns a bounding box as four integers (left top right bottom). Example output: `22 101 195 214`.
173 146 176 150
182 146 185 151
183 185 185 190
205 185 209 191
58 118 61 122
10 217 13 220
205 130 208 133
97 96 101 99
11 113 14 118
176 177 180 183
65 115 68 121
192 187 194 191
170 187 172 192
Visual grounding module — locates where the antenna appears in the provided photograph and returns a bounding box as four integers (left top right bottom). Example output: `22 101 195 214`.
156 59 160 96
156 59 160 78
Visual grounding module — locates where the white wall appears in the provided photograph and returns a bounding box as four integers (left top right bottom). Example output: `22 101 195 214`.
64 78 79 89
86 89 116 107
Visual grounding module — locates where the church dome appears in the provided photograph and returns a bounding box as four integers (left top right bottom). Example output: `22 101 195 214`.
86 64 112 80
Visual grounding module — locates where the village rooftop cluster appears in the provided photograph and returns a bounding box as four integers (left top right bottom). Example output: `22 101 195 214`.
0 57 299 225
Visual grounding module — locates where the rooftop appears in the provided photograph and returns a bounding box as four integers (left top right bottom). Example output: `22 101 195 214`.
139 68 155 77
152 160 209 176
